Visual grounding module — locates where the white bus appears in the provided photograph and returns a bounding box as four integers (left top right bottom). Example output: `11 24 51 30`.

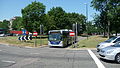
48 29 75 47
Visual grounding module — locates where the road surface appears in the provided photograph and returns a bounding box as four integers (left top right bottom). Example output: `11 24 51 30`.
0 44 120 68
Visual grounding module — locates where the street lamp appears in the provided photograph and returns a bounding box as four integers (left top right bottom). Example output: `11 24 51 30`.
108 21 110 38
107 1 110 39
72 23 77 41
84 3 88 22
84 3 89 39
76 22 77 42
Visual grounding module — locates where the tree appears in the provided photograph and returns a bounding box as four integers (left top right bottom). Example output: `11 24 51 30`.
12 16 23 30
48 7 66 29
43 14 57 33
86 21 99 35
108 0 120 36
93 14 102 33
66 13 86 34
21 1 46 32
0 20 10 30
91 0 120 36
0 20 10 33
93 13 108 36
47 7 86 34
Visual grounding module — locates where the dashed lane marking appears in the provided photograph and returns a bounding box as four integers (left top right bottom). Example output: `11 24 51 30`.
2 60 16 64
30 53 40 55
25 46 34 48
9 58 38 68
88 49 105 68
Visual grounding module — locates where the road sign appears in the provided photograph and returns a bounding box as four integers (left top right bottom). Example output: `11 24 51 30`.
69 32 75 36
18 36 32 40
33 32 38 36
22 29 26 35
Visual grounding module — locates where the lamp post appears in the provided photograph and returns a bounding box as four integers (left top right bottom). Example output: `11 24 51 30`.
108 20 110 39
107 0 110 39
84 3 88 39
76 22 77 42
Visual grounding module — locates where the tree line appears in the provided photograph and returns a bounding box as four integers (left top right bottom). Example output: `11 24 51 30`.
0 0 119 36
91 0 120 36
1 1 86 35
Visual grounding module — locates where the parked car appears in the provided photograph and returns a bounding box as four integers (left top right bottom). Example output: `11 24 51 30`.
0 33 6 37
97 36 120 52
99 42 120 63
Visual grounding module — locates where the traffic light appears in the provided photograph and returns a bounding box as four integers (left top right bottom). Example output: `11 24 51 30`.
78 24 83 31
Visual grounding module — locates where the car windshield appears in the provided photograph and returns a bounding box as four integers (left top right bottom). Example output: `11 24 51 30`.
49 33 62 41
113 43 120 47
105 37 117 43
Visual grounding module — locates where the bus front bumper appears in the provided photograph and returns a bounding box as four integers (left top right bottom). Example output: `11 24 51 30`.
48 41 63 47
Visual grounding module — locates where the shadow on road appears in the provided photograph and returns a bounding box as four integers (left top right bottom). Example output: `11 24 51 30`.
49 44 72 48
100 58 119 64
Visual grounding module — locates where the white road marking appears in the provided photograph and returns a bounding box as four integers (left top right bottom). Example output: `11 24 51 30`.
9 58 38 68
25 46 33 48
87 49 105 68
5 45 10 47
2 60 15 63
30 53 40 55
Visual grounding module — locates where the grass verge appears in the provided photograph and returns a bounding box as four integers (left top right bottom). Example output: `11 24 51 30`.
0 36 48 47
71 35 108 48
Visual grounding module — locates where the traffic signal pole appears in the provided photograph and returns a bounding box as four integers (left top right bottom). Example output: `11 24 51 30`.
76 22 77 42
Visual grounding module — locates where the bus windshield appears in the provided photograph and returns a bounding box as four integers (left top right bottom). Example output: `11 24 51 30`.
49 33 62 41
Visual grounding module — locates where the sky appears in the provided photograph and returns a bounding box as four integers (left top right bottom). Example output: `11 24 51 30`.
0 0 99 21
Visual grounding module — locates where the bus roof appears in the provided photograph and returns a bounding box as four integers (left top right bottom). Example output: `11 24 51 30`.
49 29 73 34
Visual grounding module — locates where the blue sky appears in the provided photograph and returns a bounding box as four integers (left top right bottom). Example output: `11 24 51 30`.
0 0 99 21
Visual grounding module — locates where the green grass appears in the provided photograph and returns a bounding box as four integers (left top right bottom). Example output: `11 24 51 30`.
0 35 108 48
71 35 108 48
0 36 48 47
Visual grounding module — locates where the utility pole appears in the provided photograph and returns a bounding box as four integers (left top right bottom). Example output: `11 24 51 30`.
85 3 88 39
40 25 42 35
107 0 110 39
72 24 75 47
72 24 75 32
40 24 42 46
108 21 110 39
76 22 77 42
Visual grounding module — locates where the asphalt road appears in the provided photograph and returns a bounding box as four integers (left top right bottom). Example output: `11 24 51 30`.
0 44 120 68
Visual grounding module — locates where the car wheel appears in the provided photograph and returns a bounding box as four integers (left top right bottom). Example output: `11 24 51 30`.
115 53 120 63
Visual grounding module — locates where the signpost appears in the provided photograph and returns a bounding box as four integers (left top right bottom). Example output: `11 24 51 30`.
22 29 26 35
40 25 44 46
18 36 32 40
69 32 75 36
69 32 75 47
33 32 38 36
33 32 38 47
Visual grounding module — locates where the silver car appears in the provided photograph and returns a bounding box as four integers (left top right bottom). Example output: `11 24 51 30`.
99 42 120 63
97 36 120 52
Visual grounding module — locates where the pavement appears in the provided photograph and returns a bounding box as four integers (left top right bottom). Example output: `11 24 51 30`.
0 44 120 68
